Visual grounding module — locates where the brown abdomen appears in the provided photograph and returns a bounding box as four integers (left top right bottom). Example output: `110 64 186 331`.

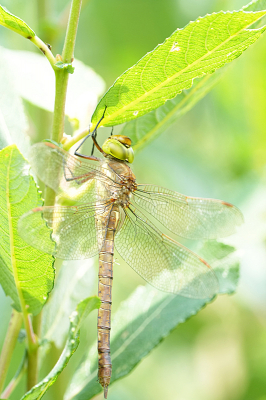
97 205 119 398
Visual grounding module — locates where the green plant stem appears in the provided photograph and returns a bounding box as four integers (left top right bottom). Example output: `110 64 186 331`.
27 345 38 390
1 351 27 399
30 35 56 67
62 0 83 63
51 0 83 144
25 315 38 391
15 303 37 390
59 0 91 29
26 1 59 388
30 310 43 388
45 0 83 206
32 311 42 340
51 69 69 143
0 310 23 393
37 0 48 21
51 0 83 142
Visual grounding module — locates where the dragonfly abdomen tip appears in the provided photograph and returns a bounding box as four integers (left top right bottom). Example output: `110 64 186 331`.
104 385 109 399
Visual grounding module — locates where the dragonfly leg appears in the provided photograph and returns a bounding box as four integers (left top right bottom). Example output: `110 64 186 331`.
62 162 95 184
91 128 106 156
74 106 107 160
63 159 80 183
91 135 95 156
91 125 114 156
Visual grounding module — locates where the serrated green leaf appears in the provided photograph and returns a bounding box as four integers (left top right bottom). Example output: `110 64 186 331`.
2 47 105 128
21 296 100 400
0 47 29 157
121 72 222 152
0 145 54 315
92 10 266 127
121 0 266 152
65 242 239 400
41 259 96 349
0 5 35 38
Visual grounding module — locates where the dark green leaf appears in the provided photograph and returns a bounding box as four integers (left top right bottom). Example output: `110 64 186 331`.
65 242 239 400
21 296 100 400
0 145 54 315
0 5 35 38
92 10 266 127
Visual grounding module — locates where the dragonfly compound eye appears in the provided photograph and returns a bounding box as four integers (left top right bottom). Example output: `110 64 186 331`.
102 138 134 163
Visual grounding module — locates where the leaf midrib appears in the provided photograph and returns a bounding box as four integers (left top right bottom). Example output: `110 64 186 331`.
6 149 16 277
101 12 265 126
6 148 24 311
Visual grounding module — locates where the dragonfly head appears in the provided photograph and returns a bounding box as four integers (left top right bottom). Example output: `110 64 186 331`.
102 135 134 163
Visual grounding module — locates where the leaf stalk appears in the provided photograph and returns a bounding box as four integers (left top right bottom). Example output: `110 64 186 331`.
0 310 23 394
1 351 27 399
30 35 56 68
63 123 96 151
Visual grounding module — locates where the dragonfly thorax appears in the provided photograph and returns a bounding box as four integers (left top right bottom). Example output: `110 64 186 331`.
100 159 137 208
113 184 134 208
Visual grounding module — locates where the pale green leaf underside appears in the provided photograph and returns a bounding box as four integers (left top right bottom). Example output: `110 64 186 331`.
0 5 35 38
41 259 96 349
244 0 266 12
21 297 100 400
121 72 222 152
243 0 266 28
65 242 239 400
2 48 105 127
0 145 54 315
92 10 266 127
0 47 29 157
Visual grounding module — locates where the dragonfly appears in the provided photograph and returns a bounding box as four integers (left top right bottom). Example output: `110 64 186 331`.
19 128 243 398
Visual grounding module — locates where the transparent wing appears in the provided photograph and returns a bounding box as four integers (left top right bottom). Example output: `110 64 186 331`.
29 142 121 203
115 205 219 299
18 201 113 260
133 184 244 240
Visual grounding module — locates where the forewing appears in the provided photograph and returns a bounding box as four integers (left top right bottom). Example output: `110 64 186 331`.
133 185 244 240
115 205 219 299
18 201 113 260
29 142 113 203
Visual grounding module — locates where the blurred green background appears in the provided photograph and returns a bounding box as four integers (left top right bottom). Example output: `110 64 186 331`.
1 0 266 399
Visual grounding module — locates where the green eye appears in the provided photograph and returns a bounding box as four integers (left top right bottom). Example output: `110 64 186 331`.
126 147 134 163
102 138 134 163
